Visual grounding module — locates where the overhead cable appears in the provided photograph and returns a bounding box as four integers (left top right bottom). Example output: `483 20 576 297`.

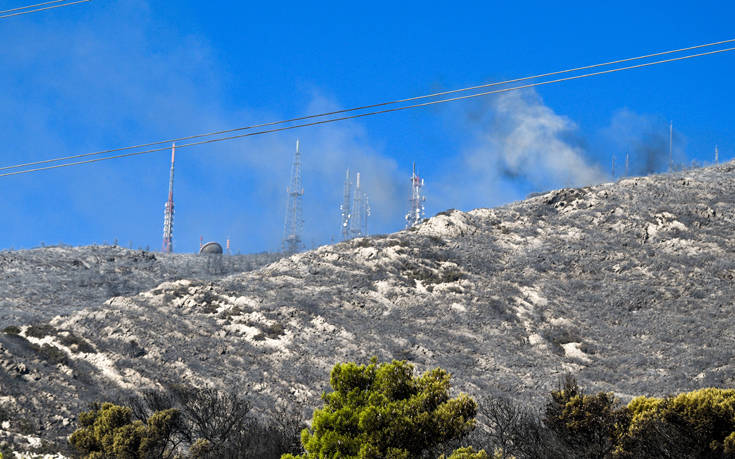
0 0 68 15
0 0 90 19
2 37 735 172
2 45 734 177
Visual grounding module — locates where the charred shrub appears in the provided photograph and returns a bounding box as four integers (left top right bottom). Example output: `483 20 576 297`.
2 325 20 335
35 343 68 365
120 385 305 458
352 238 373 248
57 332 95 353
26 324 56 338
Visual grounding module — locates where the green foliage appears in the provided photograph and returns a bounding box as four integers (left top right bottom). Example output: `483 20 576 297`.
287 359 477 459
439 446 489 458
544 375 627 458
69 402 180 459
725 432 735 455
617 388 735 457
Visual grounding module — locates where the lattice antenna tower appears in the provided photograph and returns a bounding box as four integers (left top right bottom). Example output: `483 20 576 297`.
282 139 305 254
161 143 176 253
405 162 425 228
349 172 370 238
340 169 352 241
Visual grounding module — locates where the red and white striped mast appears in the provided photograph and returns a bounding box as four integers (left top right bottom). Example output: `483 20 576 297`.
162 143 176 253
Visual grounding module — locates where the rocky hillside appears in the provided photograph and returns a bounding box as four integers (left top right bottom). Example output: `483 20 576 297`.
0 245 281 327
2 163 735 452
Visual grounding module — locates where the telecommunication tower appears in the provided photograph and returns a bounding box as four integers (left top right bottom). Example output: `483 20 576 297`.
715 145 719 164
350 172 370 238
669 121 673 171
161 143 176 253
282 139 305 254
340 169 352 241
611 155 615 178
405 162 425 228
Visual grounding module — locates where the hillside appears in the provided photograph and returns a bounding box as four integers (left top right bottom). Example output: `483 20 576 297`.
0 245 281 327
2 163 735 452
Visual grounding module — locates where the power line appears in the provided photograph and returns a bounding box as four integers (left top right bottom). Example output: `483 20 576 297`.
0 0 90 19
2 37 735 172
0 0 68 15
2 44 734 177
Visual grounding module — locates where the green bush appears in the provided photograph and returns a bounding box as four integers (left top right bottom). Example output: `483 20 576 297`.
439 446 489 458
283 359 477 459
544 376 627 458
617 388 735 457
69 402 180 458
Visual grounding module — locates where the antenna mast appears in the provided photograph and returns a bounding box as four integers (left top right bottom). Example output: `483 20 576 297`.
405 162 426 228
715 145 719 164
349 172 370 238
611 155 615 178
282 139 305 254
340 169 352 241
669 121 673 171
625 152 630 177
161 143 176 253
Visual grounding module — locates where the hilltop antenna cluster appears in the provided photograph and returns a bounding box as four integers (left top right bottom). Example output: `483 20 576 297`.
405 162 426 228
282 139 305 254
161 143 176 253
340 169 370 240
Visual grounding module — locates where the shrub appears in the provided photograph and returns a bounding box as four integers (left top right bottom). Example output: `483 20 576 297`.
544 375 627 458
617 388 735 457
36 343 68 365
284 359 477 458
57 332 95 353
439 446 489 459
2 326 20 335
25 324 56 338
126 385 304 458
69 402 180 459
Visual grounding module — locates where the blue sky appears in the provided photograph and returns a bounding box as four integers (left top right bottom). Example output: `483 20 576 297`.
1 0 734 253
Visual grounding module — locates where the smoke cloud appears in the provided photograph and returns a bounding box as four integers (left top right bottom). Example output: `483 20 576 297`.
602 108 686 175
432 89 607 213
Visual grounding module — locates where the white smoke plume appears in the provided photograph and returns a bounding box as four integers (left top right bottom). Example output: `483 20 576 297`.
433 89 607 213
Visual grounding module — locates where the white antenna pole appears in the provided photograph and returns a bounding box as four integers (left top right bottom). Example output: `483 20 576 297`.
611 155 615 178
715 145 719 164
669 121 673 171
625 152 630 177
